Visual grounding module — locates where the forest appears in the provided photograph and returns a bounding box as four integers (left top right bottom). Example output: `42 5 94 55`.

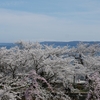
0 41 100 100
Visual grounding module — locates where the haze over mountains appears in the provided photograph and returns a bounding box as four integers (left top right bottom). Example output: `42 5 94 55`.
41 41 100 47
0 41 100 49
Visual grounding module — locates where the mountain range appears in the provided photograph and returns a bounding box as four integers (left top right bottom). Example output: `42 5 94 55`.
0 41 100 49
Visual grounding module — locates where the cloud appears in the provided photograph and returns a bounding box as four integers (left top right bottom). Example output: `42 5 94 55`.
0 8 100 42
0 9 71 40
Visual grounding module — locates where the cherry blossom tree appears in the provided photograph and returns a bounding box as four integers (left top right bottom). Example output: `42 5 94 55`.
86 72 100 100
0 41 72 100
0 41 100 100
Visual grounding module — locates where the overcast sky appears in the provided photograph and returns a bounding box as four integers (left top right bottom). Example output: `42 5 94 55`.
0 0 100 42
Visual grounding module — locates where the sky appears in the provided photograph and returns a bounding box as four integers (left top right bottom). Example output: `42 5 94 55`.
0 0 100 42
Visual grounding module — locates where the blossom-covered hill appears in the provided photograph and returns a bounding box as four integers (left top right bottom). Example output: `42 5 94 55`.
0 41 100 100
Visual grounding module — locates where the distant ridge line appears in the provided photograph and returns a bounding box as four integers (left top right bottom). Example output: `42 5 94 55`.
0 41 100 49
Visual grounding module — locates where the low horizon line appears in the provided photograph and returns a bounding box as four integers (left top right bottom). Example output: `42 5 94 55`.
0 40 100 44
